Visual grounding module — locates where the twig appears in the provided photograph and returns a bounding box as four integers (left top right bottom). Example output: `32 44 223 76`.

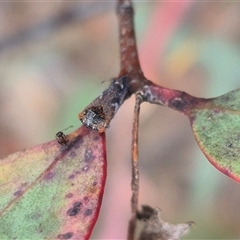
116 0 199 115
78 0 200 238
141 82 200 115
117 0 144 81
80 0 199 129
127 92 143 240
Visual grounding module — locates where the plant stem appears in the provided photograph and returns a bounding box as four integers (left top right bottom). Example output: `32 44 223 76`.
127 93 143 240
117 0 143 79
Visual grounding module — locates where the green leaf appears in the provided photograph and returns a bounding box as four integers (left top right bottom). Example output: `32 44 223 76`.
188 88 240 182
142 83 240 182
0 126 106 239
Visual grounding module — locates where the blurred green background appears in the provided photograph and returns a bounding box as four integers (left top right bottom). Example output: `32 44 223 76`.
0 1 240 239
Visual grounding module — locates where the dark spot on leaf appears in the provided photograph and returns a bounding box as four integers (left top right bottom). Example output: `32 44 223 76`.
13 190 22 196
84 148 95 162
75 171 81 175
44 171 55 180
65 193 73 198
228 143 233 148
68 174 75 179
94 136 99 141
73 135 84 149
92 181 97 186
67 202 82 216
57 232 73 239
84 208 92 216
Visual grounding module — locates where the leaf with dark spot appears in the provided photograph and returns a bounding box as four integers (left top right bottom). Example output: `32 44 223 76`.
67 202 82 216
186 88 240 182
57 232 73 239
146 83 240 183
0 126 107 239
84 209 93 217
65 193 73 199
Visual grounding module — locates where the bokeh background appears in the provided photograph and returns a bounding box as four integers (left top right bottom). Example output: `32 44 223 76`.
1 1 240 239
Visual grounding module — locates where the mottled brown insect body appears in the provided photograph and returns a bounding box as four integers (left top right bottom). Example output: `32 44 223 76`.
56 131 68 146
79 76 129 132
80 106 106 132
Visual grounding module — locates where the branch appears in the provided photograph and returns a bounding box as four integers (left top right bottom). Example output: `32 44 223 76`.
116 0 199 116
128 93 143 240
141 82 201 115
79 0 199 130
77 1 199 239
117 0 142 78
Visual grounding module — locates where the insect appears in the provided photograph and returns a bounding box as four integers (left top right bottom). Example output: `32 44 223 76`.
80 106 106 132
55 126 73 146
78 76 129 132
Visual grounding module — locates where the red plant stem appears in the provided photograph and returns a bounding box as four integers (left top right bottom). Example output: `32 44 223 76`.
116 1 199 239
142 81 201 115
117 0 143 78
131 94 141 213
127 93 142 240
116 0 201 112
116 0 199 115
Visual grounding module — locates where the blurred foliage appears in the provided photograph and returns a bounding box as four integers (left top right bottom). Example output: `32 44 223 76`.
1 1 240 239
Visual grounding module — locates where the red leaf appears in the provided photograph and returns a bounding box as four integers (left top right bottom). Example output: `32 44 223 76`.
0 126 107 239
